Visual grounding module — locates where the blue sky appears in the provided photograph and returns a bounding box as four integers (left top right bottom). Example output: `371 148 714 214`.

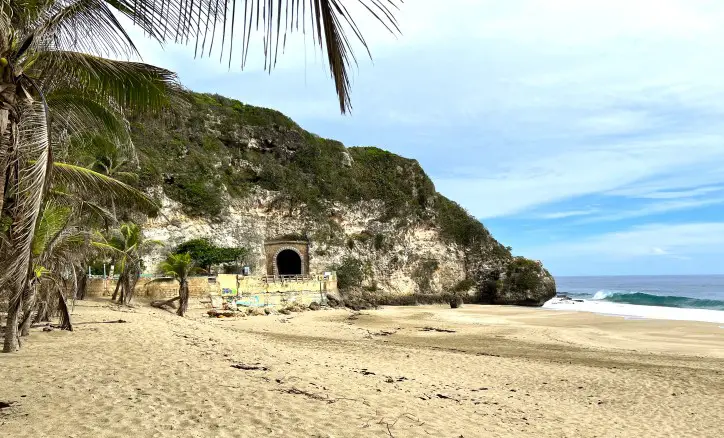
122 0 724 276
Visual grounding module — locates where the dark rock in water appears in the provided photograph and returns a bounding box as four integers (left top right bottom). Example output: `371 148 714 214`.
490 257 556 307
558 295 572 301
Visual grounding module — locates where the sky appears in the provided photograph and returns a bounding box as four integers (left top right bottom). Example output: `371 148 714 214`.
122 0 724 276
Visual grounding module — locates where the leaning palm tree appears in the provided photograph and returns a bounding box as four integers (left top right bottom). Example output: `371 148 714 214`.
157 253 203 316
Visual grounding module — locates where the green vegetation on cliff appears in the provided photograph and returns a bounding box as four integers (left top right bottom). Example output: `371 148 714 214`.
66 92 508 256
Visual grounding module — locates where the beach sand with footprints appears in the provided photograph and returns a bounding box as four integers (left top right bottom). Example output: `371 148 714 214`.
2 300 723 437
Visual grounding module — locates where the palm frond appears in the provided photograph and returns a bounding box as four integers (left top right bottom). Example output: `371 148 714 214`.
40 227 92 267
30 51 180 112
51 162 158 214
47 188 118 225
0 99 52 297
158 252 201 279
111 0 401 114
31 0 140 59
91 239 129 259
32 201 72 257
47 91 130 141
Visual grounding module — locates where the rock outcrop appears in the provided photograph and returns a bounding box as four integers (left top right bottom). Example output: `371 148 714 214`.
491 258 556 306
118 93 555 306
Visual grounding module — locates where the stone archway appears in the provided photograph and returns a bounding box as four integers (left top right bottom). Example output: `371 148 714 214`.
275 248 303 275
264 240 309 276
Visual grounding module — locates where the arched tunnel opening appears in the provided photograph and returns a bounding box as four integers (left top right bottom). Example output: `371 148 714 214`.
276 249 302 275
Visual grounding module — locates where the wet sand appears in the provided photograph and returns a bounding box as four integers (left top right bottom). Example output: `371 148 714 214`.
2 300 723 437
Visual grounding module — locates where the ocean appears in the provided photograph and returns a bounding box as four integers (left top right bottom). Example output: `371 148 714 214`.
544 275 724 324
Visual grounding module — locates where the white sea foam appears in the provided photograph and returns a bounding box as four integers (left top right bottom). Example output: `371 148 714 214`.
592 290 616 300
543 297 724 324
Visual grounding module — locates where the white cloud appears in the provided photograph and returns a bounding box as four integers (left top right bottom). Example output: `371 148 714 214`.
536 209 599 220
576 197 724 223
435 133 724 219
115 1 724 226
526 222 724 259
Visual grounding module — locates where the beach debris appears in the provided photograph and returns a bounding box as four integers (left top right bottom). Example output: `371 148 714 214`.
230 363 269 371
385 376 408 383
420 326 456 333
42 327 53 332
365 329 397 338
151 296 180 310
435 393 460 402
0 401 15 410
278 387 332 403
309 302 321 311
356 368 376 376
208 309 238 318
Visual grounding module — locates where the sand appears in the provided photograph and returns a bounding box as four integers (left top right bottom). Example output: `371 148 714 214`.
1 300 723 438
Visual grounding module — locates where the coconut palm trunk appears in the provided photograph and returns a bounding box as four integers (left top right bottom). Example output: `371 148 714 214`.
3 295 21 352
111 274 121 301
177 278 189 316
19 282 37 336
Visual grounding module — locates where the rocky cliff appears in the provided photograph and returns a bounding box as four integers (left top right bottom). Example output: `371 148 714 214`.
81 93 556 306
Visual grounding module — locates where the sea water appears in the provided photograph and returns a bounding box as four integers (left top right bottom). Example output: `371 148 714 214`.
543 275 724 324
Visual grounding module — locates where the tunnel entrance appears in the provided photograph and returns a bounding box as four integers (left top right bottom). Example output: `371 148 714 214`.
276 249 302 276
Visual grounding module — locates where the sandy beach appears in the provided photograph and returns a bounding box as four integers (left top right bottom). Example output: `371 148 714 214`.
2 300 723 438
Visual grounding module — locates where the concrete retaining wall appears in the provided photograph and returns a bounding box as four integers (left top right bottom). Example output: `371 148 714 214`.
85 273 338 309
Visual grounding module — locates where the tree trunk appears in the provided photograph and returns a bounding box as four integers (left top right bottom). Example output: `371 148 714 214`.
121 273 130 305
151 296 180 309
76 269 88 300
57 290 73 331
111 274 121 301
177 280 189 316
122 266 139 306
33 299 49 323
3 295 22 353
19 283 37 337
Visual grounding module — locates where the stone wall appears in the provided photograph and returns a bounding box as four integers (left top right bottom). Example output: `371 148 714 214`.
85 276 219 299
215 274 336 308
84 273 337 310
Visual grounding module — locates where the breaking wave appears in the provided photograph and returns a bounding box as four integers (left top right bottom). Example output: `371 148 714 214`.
591 290 724 311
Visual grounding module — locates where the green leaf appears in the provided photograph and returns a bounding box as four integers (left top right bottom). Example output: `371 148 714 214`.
51 162 159 215
31 51 180 113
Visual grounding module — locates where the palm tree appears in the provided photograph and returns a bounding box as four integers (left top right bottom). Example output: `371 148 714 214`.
6 200 93 350
0 0 400 351
94 222 160 305
2 158 155 351
158 253 203 316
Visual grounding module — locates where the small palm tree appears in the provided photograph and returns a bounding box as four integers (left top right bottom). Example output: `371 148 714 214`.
158 253 203 317
94 222 161 305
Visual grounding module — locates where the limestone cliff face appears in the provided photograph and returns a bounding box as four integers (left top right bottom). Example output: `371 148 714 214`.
143 189 469 296
124 93 555 306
